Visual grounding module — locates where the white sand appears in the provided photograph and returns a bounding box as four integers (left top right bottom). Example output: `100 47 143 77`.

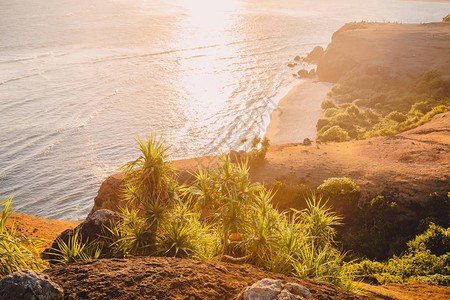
265 80 332 145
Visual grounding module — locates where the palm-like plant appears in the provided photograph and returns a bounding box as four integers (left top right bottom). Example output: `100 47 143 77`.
120 135 177 246
181 168 218 218
52 229 101 265
109 208 154 256
157 199 216 259
245 189 280 266
0 197 46 276
300 194 342 248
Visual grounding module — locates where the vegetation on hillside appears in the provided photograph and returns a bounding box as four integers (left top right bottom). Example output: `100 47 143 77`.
316 70 450 142
0 196 46 276
101 136 352 289
350 223 450 286
4 135 448 291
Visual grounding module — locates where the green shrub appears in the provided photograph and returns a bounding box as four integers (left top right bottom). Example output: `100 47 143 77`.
407 223 450 256
318 125 350 142
51 229 101 265
340 195 403 260
120 135 178 248
323 108 341 118
316 70 450 141
316 118 332 132
417 274 450 286
321 99 337 110
444 14 450 22
0 197 46 276
386 111 407 123
317 178 360 196
351 250 450 285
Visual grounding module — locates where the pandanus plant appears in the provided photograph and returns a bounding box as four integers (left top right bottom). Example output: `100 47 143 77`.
120 135 177 247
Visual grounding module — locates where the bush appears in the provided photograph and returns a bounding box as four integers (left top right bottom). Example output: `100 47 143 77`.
340 195 403 260
316 70 450 141
321 99 336 110
318 126 349 142
444 14 450 22
51 229 101 265
386 111 407 123
351 250 450 285
0 197 46 276
317 178 360 195
417 274 450 286
324 108 340 118
407 223 450 256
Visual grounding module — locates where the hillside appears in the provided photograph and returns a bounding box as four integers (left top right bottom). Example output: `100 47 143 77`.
317 22 450 82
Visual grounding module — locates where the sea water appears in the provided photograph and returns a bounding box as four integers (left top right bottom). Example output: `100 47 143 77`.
0 0 448 220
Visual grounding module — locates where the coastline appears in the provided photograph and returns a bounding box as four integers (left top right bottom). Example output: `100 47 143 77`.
265 80 332 145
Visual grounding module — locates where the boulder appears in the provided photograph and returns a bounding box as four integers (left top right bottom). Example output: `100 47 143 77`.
276 290 303 300
294 56 301 61
77 209 120 243
308 69 316 78
0 269 63 300
283 283 311 298
88 172 125 217
41 209 120 264
305 46 324 64
297 69 309 78
288 63 297 68
237 279 311 300
237 278 282 300
303 138 312 146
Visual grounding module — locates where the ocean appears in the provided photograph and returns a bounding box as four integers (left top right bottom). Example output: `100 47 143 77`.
1 0 448 220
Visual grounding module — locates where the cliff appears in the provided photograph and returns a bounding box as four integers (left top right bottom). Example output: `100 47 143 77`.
317 22 450 82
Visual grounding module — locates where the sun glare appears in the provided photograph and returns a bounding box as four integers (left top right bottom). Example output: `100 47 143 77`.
173 0 241 28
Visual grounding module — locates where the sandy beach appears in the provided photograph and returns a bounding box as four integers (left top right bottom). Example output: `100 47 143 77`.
265 80 332 145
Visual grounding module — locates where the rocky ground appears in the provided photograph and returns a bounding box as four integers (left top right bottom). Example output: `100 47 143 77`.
45 256 367 300
43 257 450 300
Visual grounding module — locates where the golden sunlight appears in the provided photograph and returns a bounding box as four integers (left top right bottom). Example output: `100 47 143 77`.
173 0 241 28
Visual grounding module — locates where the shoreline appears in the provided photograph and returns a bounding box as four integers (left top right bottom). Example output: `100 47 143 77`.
265 80 332 145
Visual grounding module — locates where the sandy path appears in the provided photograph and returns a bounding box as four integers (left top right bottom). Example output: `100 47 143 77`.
265 80 331 145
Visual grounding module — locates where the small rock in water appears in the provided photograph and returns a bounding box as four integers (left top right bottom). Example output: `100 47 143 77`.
288 63 297 68
297 69 309 78
294 56 301 61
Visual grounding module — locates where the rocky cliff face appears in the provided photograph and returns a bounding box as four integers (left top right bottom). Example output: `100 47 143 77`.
317 22 450 83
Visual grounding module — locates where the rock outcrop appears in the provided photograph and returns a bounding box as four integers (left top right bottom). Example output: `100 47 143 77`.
41 209 120 264
237 278 311 300
316 22 450 82
304 46 324 64
87 172 125 218
0 269 63 300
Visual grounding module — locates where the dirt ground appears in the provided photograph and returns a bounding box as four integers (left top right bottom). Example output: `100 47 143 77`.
4 212 79 246
249 110 450 208
46 256 369 300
